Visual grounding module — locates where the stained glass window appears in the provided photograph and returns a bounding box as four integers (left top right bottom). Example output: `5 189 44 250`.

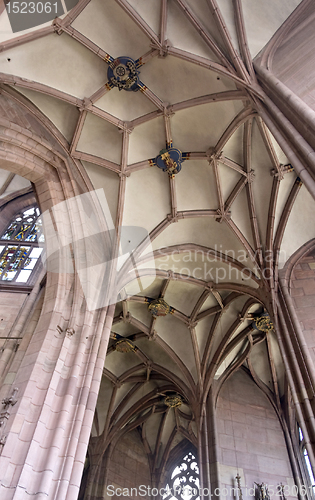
163 452 200 500
0 206 43 283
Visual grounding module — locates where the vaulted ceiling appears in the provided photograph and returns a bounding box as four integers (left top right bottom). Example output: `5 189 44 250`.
0 0 314 480
0 170 31 204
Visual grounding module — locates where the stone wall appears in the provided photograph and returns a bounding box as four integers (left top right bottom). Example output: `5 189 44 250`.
104 430 152 500
0 291 28 383
290 252 315 364
0 292 27 342
216 370 295 500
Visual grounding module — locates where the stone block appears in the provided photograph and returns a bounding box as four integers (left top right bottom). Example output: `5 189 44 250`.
222 449 237 467
294 295 315 308
294 269 315 279
291 287 304 297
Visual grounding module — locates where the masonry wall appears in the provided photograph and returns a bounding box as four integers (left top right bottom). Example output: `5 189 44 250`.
290 253 315 365
0 291 28 382
0 292 27 340
216 370 295 500
104 430 152 500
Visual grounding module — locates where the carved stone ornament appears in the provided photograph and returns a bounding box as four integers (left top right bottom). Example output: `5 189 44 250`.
114 338 136 353
0 434 7 447
147 298 172 317
0 388 18 434
107 56 140 92
155 147 183 176
66 328 75 338
2 387 18 409
252 313 274 332
164 394 182 408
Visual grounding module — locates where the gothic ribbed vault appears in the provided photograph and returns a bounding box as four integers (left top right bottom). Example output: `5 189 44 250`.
0 0 314 489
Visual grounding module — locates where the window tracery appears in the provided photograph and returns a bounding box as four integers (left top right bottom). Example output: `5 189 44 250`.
163 451 200 500
0 206 43 283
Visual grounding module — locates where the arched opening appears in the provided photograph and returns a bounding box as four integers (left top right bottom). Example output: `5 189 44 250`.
163 450 200 500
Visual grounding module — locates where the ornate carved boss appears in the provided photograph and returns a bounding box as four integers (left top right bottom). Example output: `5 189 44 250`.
107 56 140 92
114 338 136 353
147 298 173 317
164 394 182 408
154 147 183 176
252 313 274 332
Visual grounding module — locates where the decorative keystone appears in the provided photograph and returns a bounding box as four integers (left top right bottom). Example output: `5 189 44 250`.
148 298 173 317
154 146 183 176
114 338 136 353
164 394 182 408
107 56 140 92
252 312 274 332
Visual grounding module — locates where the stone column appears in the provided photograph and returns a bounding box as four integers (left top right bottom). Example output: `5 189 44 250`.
0 291 115 500
253 63 315 200
276 302 315 471
207 388 220 498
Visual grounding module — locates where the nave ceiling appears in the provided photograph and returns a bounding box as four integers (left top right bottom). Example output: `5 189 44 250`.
0 0 314 479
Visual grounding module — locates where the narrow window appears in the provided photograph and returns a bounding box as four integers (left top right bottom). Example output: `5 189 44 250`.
0 206 43 283
163 451 200 500
298 425 315 492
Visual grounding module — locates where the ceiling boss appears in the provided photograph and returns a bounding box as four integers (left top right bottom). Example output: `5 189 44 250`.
152 143 185 176
107 56 140 92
